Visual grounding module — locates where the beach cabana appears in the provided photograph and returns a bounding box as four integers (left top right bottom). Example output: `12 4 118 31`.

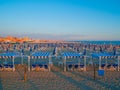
29 52 52 71
0 52 20 71
92 53 120 71
62 52 86 72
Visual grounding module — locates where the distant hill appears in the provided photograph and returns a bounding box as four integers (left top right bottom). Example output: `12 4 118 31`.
0 36 32 43
0 36 63 43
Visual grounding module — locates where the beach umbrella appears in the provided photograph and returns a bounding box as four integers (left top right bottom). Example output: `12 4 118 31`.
83 49 86 55
63 52 86 72
99 46 103 53
30 52 51 71
92 53 120 71
0 52 20 71
21 49 24 55
6 48 9 53
113 47 116 55
93 46 96 51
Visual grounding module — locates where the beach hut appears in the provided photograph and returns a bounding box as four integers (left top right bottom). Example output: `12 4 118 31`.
62 52 86 72
92 53 120 71
0 52 20 71
29 52 52 71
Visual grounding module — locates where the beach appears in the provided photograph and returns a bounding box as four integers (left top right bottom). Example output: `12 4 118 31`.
0 41 120 90
0 66 120 90
1 0 120 89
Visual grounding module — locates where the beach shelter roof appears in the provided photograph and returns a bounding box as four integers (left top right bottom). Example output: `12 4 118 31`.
30 52 51 59
0 52 20 72
30 52 51 71
91 53 120 71
0 52 20 58
92 53 118 59
31 52 50 57
62 52 86 72
62 52 83 58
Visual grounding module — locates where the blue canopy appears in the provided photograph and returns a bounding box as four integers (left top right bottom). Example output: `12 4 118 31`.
63 52 86 72
31 52 50 57
0 52 19 57
92 53 118 59
63 52 81 57
62 52 84 58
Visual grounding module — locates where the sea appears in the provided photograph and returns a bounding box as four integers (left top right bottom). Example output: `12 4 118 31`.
72 41 120 45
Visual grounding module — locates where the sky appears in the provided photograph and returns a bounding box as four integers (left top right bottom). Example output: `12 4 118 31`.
0 0 120 40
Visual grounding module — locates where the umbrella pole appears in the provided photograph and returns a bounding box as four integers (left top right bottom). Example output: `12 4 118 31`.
24 65 27 82
93 63 96 80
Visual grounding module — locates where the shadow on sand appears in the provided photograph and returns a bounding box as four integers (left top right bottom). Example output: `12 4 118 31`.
71 71 119 90
52 70 93 90
0 78 3 90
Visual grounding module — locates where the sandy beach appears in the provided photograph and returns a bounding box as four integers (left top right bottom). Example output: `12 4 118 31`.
0 65 120 90
0 42 120 90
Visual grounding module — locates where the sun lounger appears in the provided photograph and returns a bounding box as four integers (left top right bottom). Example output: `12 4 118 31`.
101 64 106 70
67 64 73 70
106 64 116 71
31 62 49 71
3 64 13 71
31 64 36 71
113 64 118 68
101 64 106 68
74 64 78 69
0 64 3 71
44 64 48 69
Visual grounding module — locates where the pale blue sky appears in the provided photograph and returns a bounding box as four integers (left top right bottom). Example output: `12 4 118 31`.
0 0 120 40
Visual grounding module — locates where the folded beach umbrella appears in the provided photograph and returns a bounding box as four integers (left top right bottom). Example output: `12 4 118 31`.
83 49 86 55
113 47 116 55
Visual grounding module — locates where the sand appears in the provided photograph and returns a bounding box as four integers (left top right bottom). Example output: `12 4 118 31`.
0 42 120 90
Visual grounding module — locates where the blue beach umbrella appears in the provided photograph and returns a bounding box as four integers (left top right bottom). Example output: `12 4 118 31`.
21 49 24 54
113 47 116 55
83 49 86 55
100 46 103 53
93 46 96 51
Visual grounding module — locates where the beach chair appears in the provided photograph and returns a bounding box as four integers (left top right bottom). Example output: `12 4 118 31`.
80 64 85 71
74 64 79 69
38 64 45 71
106 64 115 71
74 64 82 71
8 64 13 71
44 65 48 69
0 64 2 68
3 64 13 71
58 61 63 67
0 64 3 71
39 64 43 68
113 64 118 68
43 64 49 71
101 64 106 70
111 64 118 71
107 64 111 69
35 65 40 71
3 64 9 71
67 64 73 71
31 64 36 71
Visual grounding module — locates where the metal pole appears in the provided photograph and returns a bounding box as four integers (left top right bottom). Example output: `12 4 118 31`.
24 65 27 82
12 56 15 72
64 56 66 72
48 55 51 72
105 59 107 69
78 56 80 68
28 56 30 71
99 56 101 70
84 56 86 71
118 56 120 71
93 63 96 80
21 53 23 65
